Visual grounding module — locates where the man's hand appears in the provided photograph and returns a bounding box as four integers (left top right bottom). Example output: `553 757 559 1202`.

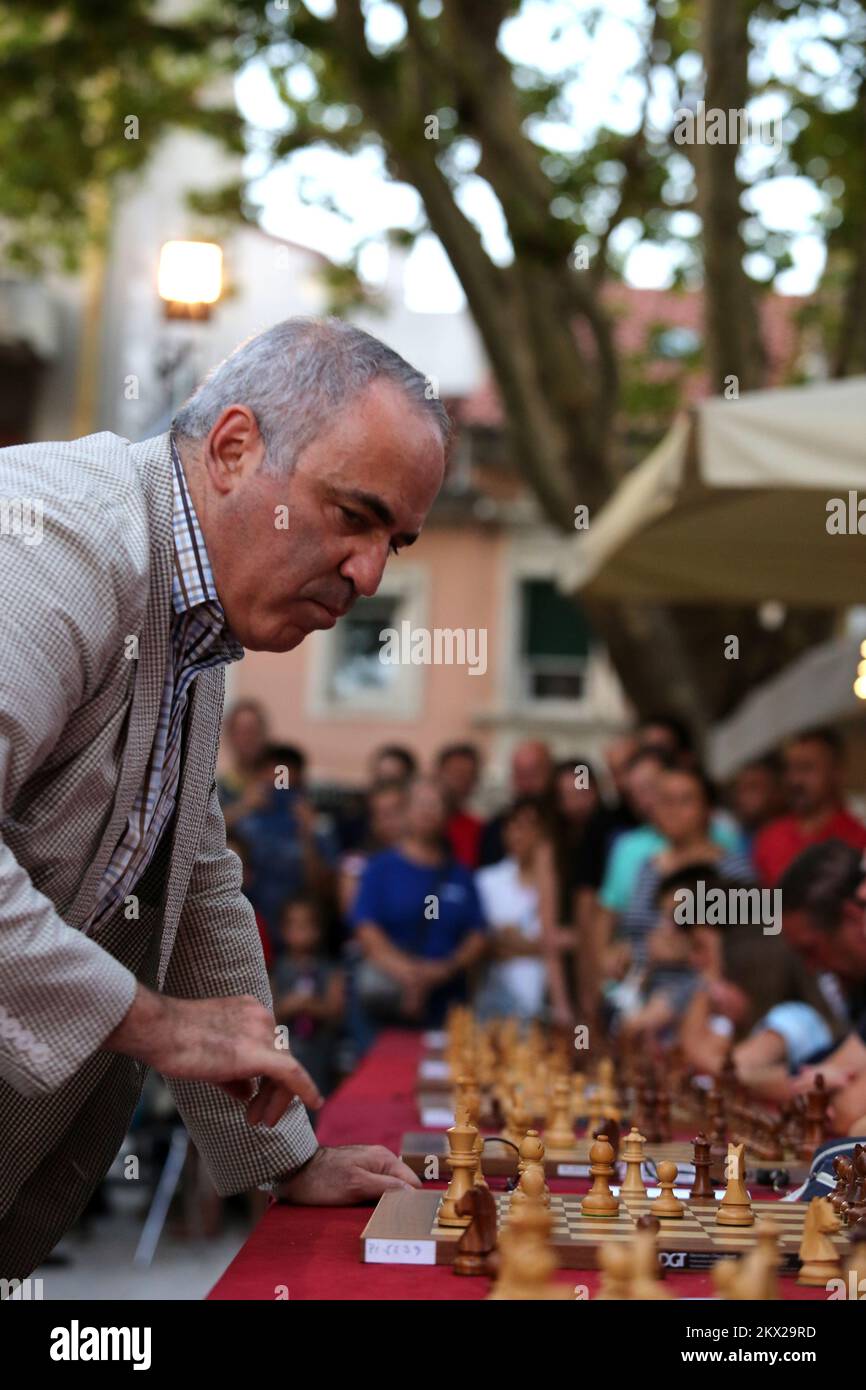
105 984 323 1124
276 1144 421 1205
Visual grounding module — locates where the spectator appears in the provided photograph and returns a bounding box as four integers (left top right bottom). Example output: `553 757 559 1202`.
352 777 487 1027
677 914 837 1087
479 739 555 867
338 778 408 918
728 753 785 847
638 713 695 767
217 699 270 830
605 767 753 1015
226 831 274 971
273 898 346 1104
436 743 484 869
779 841 866 1129
474 797 571 1024
754 728 866 886
369 743 418 786
551 756 600 966
617 863 720 1043
234 743 339 950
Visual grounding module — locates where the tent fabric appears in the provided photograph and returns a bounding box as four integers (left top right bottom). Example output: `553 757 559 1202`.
563 377 866 607
707 633 865 779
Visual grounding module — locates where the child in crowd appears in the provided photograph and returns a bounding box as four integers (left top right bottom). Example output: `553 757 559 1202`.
272 898 346 1106
675 893 838 1093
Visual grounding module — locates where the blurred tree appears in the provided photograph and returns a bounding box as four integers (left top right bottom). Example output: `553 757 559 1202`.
2 0 860 729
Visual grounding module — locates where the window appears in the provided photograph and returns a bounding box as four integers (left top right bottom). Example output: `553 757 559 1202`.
519 579 593 701
328 594 401 702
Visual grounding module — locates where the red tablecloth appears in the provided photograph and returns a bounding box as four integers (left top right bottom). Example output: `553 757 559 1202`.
207 1031 828 1301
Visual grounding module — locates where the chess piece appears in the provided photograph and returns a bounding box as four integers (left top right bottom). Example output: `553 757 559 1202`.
716 1142 754 1227
631 1226 673 1300
797 1196 842 1286
487 1194 571 1300
438 1112 479 1227
544 1076 575 1150
801 1074 829 1159
597 1241 633 1300
621 1127 648 1197
581 1134 620 1217
651 1160 685 1219
714 1219 781 1300
690 1132 714 1201
572 1072 587 1125
512 1163 549 1209
845 1221 866 1293
594 1116 620 1158
454 1185 498 1277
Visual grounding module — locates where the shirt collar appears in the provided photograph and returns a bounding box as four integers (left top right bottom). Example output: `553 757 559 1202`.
170 434 244 661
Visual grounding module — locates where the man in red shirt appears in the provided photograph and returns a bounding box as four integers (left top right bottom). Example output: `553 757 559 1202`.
754 727 866 886
436 743 484 869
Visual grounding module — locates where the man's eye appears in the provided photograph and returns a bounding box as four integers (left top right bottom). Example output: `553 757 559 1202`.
339 506 363 527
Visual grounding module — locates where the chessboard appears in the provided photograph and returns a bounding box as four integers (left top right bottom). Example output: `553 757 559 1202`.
361 1188 841 1272
400 1130 720 1181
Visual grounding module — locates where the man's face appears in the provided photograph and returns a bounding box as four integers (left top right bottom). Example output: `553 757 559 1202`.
782 907 829 971
731 765 782 832
784 739 839 818
439 753 478 805
193 380 445 651
511 742 552 797
605 735 639 797
625 759 663 822
228 708 265 764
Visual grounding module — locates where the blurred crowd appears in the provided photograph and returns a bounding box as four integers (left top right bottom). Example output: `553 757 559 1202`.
218 703 866 1134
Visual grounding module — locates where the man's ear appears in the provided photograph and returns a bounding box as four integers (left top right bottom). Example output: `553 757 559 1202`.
204 405 266 494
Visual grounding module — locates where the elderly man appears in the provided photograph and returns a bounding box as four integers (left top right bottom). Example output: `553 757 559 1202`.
0 317 445 1278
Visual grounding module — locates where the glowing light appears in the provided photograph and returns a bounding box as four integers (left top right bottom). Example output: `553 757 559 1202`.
158 241 222 306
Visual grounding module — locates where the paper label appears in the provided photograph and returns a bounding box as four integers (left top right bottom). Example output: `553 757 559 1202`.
419 1060 450 1080
365 1238 436 1265
421 1108 454 1128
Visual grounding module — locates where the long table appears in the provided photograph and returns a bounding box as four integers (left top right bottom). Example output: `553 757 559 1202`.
207 1030 828 1301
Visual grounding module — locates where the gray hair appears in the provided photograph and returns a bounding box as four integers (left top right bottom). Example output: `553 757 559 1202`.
172 316 450 472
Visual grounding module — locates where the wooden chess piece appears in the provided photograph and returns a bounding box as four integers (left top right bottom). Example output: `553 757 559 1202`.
597 1241 633 1300
716 1142 754 1227
797 1196 842 1286
621 1126 648 1196
454 1185 498 1276
714 1219 781 1300
690 1132 714 1201
631 1226 673 1300
651 1160 685 1219
487 1194 571 1300
438 1111 479 1227
595 1116 620 1157
801 1074 829 1159
581 1134 620 1217
517 1127 548 1201
512 1163 549 1209
544 1075 575 1150
845 1221 866 1293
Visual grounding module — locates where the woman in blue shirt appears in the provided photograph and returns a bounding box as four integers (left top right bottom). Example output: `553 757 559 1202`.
352 778 487 1026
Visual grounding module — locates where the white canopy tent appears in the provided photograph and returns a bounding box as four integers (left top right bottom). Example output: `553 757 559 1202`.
562 377 866 607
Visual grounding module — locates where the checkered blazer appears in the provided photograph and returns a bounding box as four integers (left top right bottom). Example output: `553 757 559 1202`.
0 430 317 1276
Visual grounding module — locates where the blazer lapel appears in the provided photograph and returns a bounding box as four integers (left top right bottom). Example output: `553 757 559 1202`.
68 433 175 932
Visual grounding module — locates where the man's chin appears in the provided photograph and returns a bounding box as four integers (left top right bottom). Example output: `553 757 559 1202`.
241 623 309 653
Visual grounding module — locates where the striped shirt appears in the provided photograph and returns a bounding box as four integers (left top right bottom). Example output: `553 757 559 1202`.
84 435 244 932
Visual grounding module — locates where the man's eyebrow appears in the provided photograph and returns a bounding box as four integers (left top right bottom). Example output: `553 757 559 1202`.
338 487 419 546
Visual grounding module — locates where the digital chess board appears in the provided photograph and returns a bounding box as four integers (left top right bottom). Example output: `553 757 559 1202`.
361 1189 841 1271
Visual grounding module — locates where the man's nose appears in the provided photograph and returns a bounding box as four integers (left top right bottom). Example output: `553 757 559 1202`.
340 541 389 599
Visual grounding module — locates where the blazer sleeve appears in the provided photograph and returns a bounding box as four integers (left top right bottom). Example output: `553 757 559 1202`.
0 487 140 1097
162 780 318 1196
